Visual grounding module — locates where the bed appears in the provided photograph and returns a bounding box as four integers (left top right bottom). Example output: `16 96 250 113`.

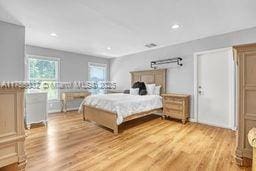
81 69 166 134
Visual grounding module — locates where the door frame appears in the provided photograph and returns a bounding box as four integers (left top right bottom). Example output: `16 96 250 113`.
193 47 236 130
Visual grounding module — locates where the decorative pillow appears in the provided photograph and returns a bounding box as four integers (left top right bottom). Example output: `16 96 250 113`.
132 82 147 95
132 81 140 89
154 85 161 95
140 89 147 95
130 88 139 95
146 84 156 95
123 90 130 94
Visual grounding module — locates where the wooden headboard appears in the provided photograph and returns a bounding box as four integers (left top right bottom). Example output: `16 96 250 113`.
130 69 167 94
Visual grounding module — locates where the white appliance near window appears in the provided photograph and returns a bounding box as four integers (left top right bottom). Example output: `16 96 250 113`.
25 92 48 129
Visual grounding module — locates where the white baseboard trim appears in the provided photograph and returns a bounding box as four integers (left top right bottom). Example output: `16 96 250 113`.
188 118 236 130
48 109 61 114
231 126 237 131
48 107 79 114
197 120 232 130
67 107 79 111
189 118 197 122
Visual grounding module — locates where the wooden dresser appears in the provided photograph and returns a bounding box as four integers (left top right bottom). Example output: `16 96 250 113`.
234 44 256 166
0 87 26 170
162 93 190 124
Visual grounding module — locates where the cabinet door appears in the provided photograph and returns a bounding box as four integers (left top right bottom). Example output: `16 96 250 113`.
26 102 47 124
238 50 256 158
0 93 17 137
0 90 25 168
26 93 47 125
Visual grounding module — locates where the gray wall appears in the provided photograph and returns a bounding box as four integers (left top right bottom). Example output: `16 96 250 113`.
26 45 110 112
0 21 25 81
0 19 111 113
26 45 110 81
110 27 256 119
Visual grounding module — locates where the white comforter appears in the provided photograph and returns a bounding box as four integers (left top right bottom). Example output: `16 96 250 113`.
79 93 162 125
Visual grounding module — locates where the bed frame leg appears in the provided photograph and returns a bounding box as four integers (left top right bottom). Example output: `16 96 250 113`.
113 125 118 135
83 111 87 121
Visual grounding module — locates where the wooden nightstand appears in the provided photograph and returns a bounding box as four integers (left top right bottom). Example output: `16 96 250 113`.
162 93 190 124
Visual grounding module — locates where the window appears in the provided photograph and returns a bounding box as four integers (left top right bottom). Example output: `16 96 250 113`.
88 62 107 94
26 56 60 100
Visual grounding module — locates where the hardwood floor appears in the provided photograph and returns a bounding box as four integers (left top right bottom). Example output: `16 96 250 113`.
25 112 251 171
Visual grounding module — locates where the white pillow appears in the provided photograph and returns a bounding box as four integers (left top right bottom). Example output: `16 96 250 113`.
146 84 156 95
130 88 139 95
154 85 161 95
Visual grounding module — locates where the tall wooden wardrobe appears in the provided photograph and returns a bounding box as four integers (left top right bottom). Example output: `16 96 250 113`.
0 87 26 170
234 44 256 166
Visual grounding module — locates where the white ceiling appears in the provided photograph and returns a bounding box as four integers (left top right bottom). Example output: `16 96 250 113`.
0 0 256 58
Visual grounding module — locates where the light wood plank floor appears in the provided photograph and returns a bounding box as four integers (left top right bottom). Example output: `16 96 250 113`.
25 112 251 171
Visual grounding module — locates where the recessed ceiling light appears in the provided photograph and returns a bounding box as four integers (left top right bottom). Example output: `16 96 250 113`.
171 24 180 29
50 33 58 37
107 47 111 50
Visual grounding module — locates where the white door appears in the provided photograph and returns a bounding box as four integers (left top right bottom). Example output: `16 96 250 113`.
195 48 235 129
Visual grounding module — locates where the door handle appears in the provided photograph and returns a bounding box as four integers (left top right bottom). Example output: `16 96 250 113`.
198 86 203 95
198 90 203 95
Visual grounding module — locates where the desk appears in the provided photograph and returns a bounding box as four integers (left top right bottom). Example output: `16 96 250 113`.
61 91 90 112
106 89 124 94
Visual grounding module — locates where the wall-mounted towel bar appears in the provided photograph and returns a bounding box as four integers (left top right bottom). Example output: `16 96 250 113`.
151 57 183 69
